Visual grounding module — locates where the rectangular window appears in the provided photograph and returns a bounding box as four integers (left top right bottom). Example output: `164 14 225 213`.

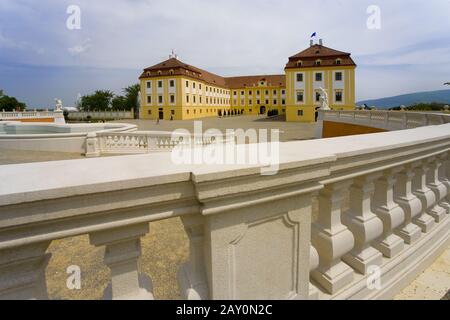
200 97 202 104
315 73 322 82
249 99 253 105
273 99 277 105
147 96 152 104
296 91 303 103
169 80 175 87
265 99 269 105
297 110 303 116
186 81 189 87
282 99 286 105
273 90 277 95
199 84 202 90
316 92 321 102
249 91 252 96
234 91 237 96
158 95 163 104
282 90 285 95
171 110 175 115
241 91 245 96
257 90 260 95
265 90 269 95
158 81 163 88
335 91 343 102
148 110 151 115
257 100 260 105
146 81 151 89
335 72 343 81
193 96 196 103
296 73 303 82
186 95 189 103
170 94 175 104
193 82 196 89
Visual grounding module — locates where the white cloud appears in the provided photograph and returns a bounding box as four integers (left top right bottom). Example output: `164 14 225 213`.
68 38 92 56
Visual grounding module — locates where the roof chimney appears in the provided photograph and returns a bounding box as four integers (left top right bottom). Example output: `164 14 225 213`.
319 39 323 46
310 39 314 47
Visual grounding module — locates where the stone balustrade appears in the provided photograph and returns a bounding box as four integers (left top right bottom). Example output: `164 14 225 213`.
0 110 65 123
0 114 449 300
317 110 450 136
67 110 134 121
85 131 234 157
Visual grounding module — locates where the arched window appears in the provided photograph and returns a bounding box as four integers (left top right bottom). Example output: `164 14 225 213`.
157 70 162 75
169 69 174 75
296 61 303 67
315 60 321 66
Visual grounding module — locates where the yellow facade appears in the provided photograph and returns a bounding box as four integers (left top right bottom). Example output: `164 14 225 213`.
285 66 356 122
139 42 356 122
140 76 231 120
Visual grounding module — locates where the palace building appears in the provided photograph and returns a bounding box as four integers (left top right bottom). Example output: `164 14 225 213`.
139 39 356 122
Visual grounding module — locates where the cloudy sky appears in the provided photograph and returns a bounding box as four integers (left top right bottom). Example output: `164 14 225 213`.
1 0 449 108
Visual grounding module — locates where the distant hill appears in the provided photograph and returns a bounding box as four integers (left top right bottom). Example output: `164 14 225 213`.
357 89 450 109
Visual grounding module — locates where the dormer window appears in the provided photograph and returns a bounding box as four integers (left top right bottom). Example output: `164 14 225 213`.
169 69 174 75
335 59 342 65
157 70 162 75
146 71 151 76
296 61 303 67
315 60 321 66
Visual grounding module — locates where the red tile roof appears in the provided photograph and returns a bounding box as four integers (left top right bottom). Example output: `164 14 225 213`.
285 44 356 69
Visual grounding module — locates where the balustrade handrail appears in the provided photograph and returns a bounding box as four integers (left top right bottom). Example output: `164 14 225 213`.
319 110 450 131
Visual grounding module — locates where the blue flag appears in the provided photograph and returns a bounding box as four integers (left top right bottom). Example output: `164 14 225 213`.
311 32 317 38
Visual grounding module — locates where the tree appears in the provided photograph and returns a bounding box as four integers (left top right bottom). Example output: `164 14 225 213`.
122 84 140 111
0 95 27 111
111 96 127 110
79 90 114 111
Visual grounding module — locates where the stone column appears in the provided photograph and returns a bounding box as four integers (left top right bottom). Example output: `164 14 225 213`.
342 174 383 274
412 161 436 232
312 181 355 294
393 164 423 244
178 214 208 300
89 223 154 300
85 132 100 157
426 157 449 218
0 241 51 300
372 168 405 258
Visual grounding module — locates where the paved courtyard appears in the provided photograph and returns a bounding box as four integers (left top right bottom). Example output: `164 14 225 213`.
111 115 317 142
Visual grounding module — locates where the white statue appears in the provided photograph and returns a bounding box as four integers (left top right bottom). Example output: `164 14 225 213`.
54 98 63 111
318 87 330 110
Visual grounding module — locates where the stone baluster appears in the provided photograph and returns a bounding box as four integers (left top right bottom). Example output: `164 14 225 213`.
372 168 405 258
342 173 383 274
309 244 320 299
424 158 446 222
178 215 209 300
438 153 450 206
312 181 355 294
427 157 449 216
89 223 154 300
393 164 423 244
0 242 51 300
412 161 436 232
